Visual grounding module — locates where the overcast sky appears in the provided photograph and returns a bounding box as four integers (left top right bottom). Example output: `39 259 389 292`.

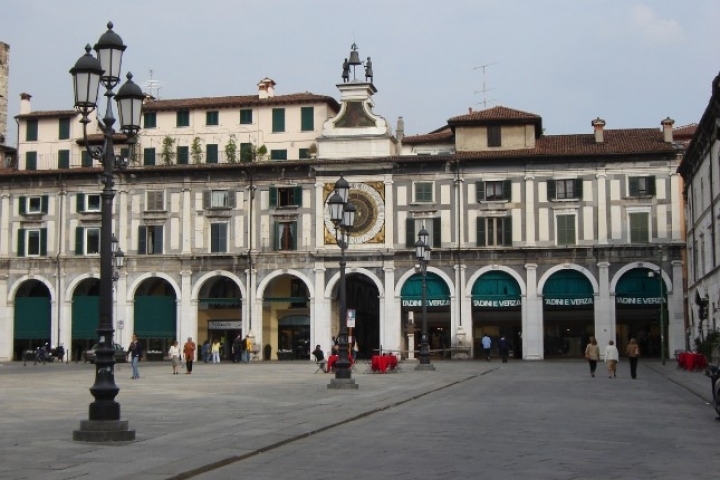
1 0 718 147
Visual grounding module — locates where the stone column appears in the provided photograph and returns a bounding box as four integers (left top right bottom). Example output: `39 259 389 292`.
524 263 542 359
595 261 612 350
524 176 536 246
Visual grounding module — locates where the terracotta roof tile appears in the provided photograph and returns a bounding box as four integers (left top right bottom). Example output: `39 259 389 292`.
143 93 340 112
448 106 541 123
402 127 454 145
673 123 697 139
15 110 77 119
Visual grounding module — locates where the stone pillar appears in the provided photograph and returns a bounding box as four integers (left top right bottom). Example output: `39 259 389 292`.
406 310 415 360
524 176 536 246
524 263 542 359
668 259 686 354
595 261 612 350
596 173 608 244
179 269 194 344
383 264 398 351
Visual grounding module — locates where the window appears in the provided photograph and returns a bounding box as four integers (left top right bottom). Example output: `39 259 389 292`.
26 119 38 141
203 190 236 209
176 146 189 164
143 112 157 129
77 193 101 213
299 148 310 159
81 151 93 167
19 195 48 215
58 118 70 140
272 108 285 132
138 225 164 254
487 125 501 147
413 182 434 203
477 217 512 246
25 151 37 170
240 143 253 163
176 110 190 127
210 223 228 253
58 150 70 169
17 228 47 257
270 149 287 161
548 179 582 201
274 221 297 251
146 191 165 211
240 109 253 125
556 214 576 245
405 218 442 248
75 227 101 255
143 147 156 166
628 176 656 197
629 212 650 243
270 186 302 207
206 110 219 126
301 106 314 131
206 144 219 164
477 180 511 202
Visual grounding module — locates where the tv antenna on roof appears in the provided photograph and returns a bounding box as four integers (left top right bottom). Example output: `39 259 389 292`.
142 70 165 99
473 63 498 109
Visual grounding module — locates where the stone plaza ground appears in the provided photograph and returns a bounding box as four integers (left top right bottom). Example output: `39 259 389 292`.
0 357 718 479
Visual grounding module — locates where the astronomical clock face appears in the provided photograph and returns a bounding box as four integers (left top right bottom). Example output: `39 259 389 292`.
324 182 385 244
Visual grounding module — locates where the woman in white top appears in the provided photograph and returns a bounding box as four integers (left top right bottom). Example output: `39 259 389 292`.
168 340 181 375
604 340 619 378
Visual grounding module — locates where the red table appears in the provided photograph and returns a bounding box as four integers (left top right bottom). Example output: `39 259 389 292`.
371 355 398 373
326 355 354 373
677 352 707 371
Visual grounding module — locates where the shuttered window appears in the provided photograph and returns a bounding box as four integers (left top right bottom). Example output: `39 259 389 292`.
272 108 285 132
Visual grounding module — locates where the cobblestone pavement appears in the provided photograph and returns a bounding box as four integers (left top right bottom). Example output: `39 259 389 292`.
0 358 716 480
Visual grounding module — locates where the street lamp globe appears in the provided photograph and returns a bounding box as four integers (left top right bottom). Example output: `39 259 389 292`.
93 22 126 86
69 45 104 117
115 73 144 134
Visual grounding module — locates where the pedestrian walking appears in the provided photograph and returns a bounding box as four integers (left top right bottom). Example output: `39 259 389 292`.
498 335 510 363
127 334 143 379
584 336 600 377
202 340 210 363
168 340 181 375
211 338 221 364
605 340 619 378
242 334 252 363
481 334 492 361
183 337 196 374
626 338 640 379
232 334 243 363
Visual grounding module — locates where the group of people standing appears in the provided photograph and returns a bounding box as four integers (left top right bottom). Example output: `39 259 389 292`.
584 336 641 379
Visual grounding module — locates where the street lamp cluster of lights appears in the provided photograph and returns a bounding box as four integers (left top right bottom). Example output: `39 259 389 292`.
70 22 143 442
326 176 358 389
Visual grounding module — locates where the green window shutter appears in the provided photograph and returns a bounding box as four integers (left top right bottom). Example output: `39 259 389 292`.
138 226 147 254
58 118 70 139
502 217 512 246
476 180 485 202
269 187 278 207
291 222 298 250
203 191 211 209
26 152 37 170
58 150 70 169
75 227 84 255
26 119 38 141
299 148 310 159
240 143 252 162
17 229 25 257
19 196 26 214
406 218 415 248
144 147 155 166
227 190 237 209
81 151 93 167
433 218 441 247
575 179 583 199
270 149 287 160
628 177 638 196
206 144 218 164
272 222 279 251
272 108 285 132
547 180 556 201
41 195 49 213
40 228 47 256
240 109 252 124
647 176 656 196
477 218 486 247
293 186 302 206
76 193 85 212
154 226 164 254
301 106 314 131
503 180 511 201
177 146 189 164
143 112 157 128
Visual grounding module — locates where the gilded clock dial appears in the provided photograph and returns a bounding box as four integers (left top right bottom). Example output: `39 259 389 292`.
324 182 385 244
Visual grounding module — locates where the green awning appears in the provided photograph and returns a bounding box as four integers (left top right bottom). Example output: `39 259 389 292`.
278 315 310 326
401 272 450 307
14 297 51 339
134 296 177 338
72 295 99 339
543 270 594 307
615 268 664 306
198 297 242 306
471 271 521 308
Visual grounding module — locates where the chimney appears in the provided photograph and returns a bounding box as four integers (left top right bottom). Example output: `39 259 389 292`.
257 78 276 100
661 117 675 143
19 92 31 114
591 117 606 143
396 116 404 143
468 107 473 114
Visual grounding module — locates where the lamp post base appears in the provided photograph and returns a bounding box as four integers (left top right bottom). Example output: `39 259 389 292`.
73 420 135 443
327 378 359 390
415 363 436 371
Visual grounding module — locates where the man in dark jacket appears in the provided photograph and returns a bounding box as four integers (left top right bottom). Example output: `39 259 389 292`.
127 334 143 379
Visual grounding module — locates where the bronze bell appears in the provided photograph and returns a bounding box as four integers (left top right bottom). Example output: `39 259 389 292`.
348 43 362 65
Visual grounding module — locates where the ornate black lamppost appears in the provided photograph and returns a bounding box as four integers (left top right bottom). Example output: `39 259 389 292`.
414 226 435 370
70 22 143 442
327 176 358 389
